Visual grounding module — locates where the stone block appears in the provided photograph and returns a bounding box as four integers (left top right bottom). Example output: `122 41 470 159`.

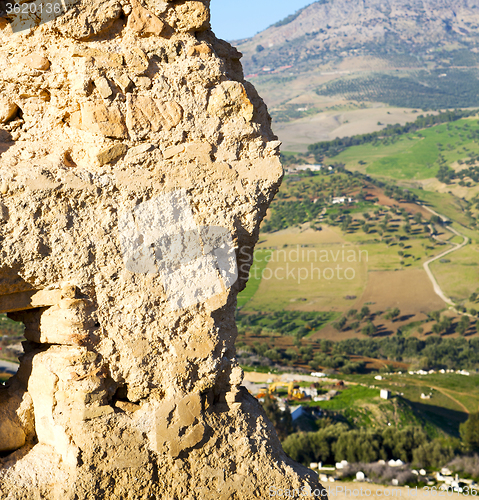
97 143 128 165
208 81 254 122
127 0 165 36
79 101 127 138
22 53 50 71
126 95 183 139
0 98 18 123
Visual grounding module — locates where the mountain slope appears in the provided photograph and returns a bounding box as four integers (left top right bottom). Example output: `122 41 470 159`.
238 0 479 75
234 0 479 151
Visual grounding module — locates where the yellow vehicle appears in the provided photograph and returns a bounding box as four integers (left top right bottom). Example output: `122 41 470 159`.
268 381 304 400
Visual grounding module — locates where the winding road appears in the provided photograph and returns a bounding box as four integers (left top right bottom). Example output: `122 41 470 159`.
420 205 469 307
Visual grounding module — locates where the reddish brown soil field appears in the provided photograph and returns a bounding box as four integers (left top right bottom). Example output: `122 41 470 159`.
365 187 431 217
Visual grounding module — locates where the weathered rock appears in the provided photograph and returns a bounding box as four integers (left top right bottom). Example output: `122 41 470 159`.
0 391 26 452
22 53 51 71
74 101 128 138
126 95 183 139
208 80 255 122
94 77 113 99
0 0 324 498
0 99 18 124
127 0 165 36
97 143 128 165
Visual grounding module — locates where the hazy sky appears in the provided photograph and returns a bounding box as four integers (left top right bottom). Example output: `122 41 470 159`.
210 0 314 41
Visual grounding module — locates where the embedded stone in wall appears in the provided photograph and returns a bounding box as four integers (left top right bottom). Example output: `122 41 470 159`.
72 101 127 138
208 81 255 122
126 95 183 139
0 99 17 124
127 0 165 36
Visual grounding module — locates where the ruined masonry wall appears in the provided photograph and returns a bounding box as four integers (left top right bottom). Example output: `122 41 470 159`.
0 1 322 498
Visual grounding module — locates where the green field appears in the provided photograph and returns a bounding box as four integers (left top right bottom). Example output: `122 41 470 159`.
430 244 479 301
330 119 479 181
238 209 454 317
240 242 368 313
339 372 479 436
412 189 472 226
237 249 272 308
237 114 479 389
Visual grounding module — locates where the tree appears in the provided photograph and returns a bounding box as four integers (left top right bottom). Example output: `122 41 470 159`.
460 412 479 451
321 339 332 352
432 323 443 335
264 348 281 362
333 429 382 463
362 322 376 337
414 212 423 224
456 316 470 336
430 311 441 322
332 316 347 331
252 326 263 335
413 440 453 469
440 316 452 332
386 308 401 322
285 348 298 362
359 306 370 320
261 393 293 441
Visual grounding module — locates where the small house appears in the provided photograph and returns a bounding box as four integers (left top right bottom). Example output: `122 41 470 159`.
380 389 391 400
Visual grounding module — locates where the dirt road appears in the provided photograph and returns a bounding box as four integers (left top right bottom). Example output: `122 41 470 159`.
421 205 468 306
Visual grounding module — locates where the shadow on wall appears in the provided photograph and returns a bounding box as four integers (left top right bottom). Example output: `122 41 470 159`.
0 129 13 158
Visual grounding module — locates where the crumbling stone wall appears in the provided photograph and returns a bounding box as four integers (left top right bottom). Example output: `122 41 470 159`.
0 0 323 498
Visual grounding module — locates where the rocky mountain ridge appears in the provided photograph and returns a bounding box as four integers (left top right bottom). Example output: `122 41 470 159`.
238 0 479 75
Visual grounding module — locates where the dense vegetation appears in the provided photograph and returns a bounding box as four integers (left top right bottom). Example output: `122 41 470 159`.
237 310 336 339
262 199 324 232
461 413 479 452
261 168 379 232
0 314 24 337
283 423 454 471
238 324 479 372
334 335 479 371
307 109 478 159
316 71 479 110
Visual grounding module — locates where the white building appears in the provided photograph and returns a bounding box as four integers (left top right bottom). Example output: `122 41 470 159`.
380 389 391 400
332 197 354 204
